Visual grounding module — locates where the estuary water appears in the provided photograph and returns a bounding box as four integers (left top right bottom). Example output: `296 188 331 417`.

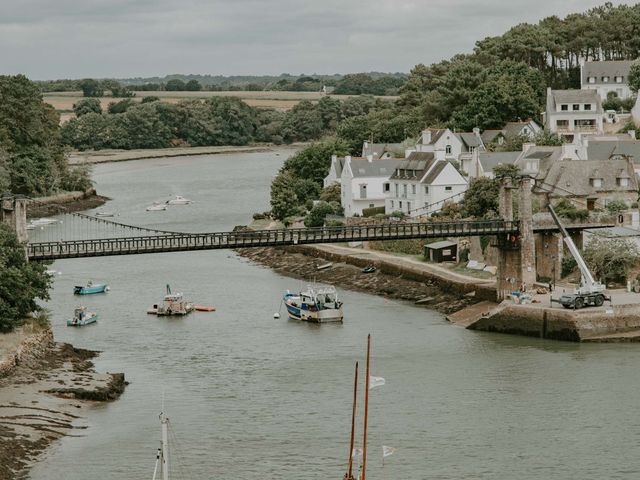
29 148 640 480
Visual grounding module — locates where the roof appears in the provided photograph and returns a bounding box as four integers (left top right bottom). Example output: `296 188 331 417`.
584 226 640 238
390 153 436 180
419 128 447 145
503 122 531 138
478 152 520 173
533 158 638 197
362 142 403 160
422 160 449 184
425 240 457 249
551 89 600 106
333 157 345 178
516 146 564 175
587 140 640 161
456 132 483 149
582 60 634 84
481 129 503 144
349 158 403 178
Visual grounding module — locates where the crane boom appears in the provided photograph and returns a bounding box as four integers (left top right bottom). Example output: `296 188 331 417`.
547 204 604 294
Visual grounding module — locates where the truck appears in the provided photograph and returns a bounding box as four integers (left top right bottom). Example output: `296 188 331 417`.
547 204 609 309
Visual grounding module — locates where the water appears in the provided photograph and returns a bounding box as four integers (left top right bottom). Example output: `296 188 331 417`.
29 149 640 480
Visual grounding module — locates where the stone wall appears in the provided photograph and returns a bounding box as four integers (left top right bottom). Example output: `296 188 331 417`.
0 328 54 378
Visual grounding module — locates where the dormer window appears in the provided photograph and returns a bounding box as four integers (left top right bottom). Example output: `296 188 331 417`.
602 76 610 83
619 177 629 187
591 178 602 188
584 104 592 111
588 76 596 84
445 144 452 154
573 104 580 111
561 104 569 111
615 76 624 83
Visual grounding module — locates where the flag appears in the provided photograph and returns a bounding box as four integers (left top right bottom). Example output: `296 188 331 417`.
369 376 385 389
382 446 396 458
352 447 363 458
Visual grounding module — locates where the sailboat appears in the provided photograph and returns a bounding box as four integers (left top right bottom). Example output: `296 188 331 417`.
152 412 170 480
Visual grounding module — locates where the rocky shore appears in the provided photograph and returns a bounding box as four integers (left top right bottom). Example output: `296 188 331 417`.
0 324 126 479
239 246 486 314
27 189 108 219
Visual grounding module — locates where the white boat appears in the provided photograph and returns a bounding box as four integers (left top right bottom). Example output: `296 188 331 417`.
30 217 58 226
95 211 116 217
45 269 61 276
147 285 194 316
166 195 192 205
283 285 344 323
146 203 168 212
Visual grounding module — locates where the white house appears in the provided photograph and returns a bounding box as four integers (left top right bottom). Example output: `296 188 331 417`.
581 60 635 101
464 151 520 179
543 88 604 142
384 152 468 217
324 155 347 187
413 128 465 161
340 156 403 216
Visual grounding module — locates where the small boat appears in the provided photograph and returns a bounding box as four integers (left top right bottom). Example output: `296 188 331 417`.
361 265 376 274
166 195 192 205
148 285 194 316
74 280 109 295
31 217 58 226
316 262 333 271
95 211 116 217
46 269 61 276
67 306 98 327
283 285 343 323
194 305 215 312
146 203 168 212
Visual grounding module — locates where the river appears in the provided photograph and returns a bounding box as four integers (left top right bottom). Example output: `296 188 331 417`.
29 147 640 480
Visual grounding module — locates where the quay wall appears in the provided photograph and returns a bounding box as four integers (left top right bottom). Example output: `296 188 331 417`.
0 327 54 378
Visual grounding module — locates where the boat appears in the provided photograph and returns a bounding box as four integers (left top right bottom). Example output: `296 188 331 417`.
316 262 333 271
46 269 61 276
283 285 343 323
148 285 194 316
30 217 58 226
67 306 98 327
194 305 215 312
166 195 192 205
361 265 376 274
95 211 116 217
74 280 109 295
146 203 168 212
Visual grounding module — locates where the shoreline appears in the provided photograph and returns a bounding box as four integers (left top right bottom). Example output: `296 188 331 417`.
28 189 109 218
0 324 126 478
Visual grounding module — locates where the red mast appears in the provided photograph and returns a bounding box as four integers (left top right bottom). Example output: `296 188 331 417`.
344 361 358 480
362 334 371 480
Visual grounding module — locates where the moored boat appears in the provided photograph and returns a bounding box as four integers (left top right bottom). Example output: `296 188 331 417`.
74 280 109 295
95 211 116 217
283 285 343 323
166 195 192 205
361 265 376 274
67 306 98 327
148 285 194 316
146 203 168 212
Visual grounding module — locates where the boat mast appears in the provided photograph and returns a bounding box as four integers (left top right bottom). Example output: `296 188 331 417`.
161 413 170 480
345 361 358 480
362 334 371 480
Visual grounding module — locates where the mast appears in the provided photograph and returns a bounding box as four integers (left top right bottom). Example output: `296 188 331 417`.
345 361 358 480
161 413 170 480
362 334 371 480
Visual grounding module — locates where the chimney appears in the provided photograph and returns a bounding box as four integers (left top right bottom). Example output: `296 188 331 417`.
366 154 373 163
345 155 352 164
363 141 369 151
331 154 337 163
422 129 432 145
629 130 637 139
473 127 480 137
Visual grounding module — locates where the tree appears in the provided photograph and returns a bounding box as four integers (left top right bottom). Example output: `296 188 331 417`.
0 224 51 332
304 201 335 227
73 98 102 117
141 96 160 104
165 79 186 91
319 183 341 203
583 237 639 284
185 79 202 91
79 78 104 97
461 177 500 218
628 61 640 94
282 139 350 187
270 170 300 220
107 98 136 114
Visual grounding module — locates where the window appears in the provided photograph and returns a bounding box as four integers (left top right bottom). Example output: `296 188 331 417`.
469 146 476 153
359 184 367 199
572 104 580 111
619 177 629 187
445 186 452 191
523 127 529 135
602 76 609 83
588 76 596 84
399 201 403 209
424 186 429 194
403 184 407 196
369 204 374 208
615 76 624 83
584 104 592 111
407 202 411 213
394 183 399 196
391 200 394 208
445 144 452 154
591 178 602 188
411 185 416 194
383 183 390 192
556 119 569 129
561 104 569 111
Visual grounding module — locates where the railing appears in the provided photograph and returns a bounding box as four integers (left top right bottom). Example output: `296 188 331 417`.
26 220 520 261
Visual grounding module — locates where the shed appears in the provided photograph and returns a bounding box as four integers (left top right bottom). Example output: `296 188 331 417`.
424 240 457 263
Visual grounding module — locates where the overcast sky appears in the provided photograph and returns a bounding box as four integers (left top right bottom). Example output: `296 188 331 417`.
0 0 634 80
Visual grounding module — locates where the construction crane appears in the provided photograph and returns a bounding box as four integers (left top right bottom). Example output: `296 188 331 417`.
547 204 609 309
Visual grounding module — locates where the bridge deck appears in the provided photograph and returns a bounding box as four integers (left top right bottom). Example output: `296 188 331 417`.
27 220 519 261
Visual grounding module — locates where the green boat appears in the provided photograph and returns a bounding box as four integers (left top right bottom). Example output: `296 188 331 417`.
361 265 376 274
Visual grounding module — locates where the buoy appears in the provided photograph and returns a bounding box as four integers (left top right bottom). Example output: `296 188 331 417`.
273 313 280 319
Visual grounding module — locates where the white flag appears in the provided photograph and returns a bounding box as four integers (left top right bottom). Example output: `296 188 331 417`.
352 447 363 458
382 446 396 458
369 376 385 389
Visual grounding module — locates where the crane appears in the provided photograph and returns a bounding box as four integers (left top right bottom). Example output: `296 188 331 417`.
547 204 608 309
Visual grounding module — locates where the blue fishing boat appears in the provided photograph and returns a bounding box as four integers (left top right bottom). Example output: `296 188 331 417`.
67 306 98 327
283 285 343 323
74 280 109 295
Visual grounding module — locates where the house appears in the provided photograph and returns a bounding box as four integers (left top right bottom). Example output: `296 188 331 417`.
481 120 542 146
413 128 465 161
361 141 403 160
340 156 403 216
384 152 467 217
464 151 520 179
324 155 347 187
543 88 604 141
581 60 635 101
528 157 637 211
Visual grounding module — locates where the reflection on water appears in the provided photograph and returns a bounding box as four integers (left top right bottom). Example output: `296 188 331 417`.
29 149 640 480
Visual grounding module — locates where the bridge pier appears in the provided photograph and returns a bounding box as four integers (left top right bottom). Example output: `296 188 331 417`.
1 196 28 243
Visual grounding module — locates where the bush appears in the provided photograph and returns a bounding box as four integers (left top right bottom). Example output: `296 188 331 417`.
304 201 334 227
561 255 577 278
553 199 589 221
606 200 628 213
362 206 385 217
584 237 640 284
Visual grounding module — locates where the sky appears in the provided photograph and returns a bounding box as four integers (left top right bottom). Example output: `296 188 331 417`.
0 0 635 80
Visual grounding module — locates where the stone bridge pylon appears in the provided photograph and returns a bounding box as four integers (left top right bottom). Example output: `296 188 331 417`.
495 175 537 301
0 195 28 243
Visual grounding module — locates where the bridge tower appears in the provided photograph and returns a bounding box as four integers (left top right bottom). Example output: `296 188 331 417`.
1 195 29 243
495 176 536 301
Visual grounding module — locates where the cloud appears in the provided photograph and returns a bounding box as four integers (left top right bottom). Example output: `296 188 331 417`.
0 0 634 79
